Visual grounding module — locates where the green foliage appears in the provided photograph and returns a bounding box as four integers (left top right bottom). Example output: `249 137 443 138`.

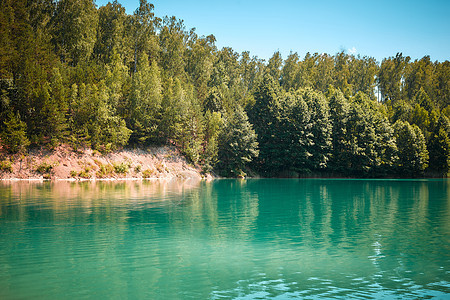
405 56 435 102
78 168 92 179
155 162 167 173
113 161 130 174
266 51 283 81
248 74 284 175
299 88 332 170
410 104 430 134
390 100 413 123
142 168 155 178
217 106 259 177
134 165 142 173
159 16 186 79
328 88 351 172
0 159 13 173
414 87 434 112
96 162 114 178
94 1 127 64
160 79 204 163
349 55 379 98
434 62 450 108
280 91 312 174
36 161 56 174
201 110 223 172
71 161 94 178
52 0 98 65
427 116 450 174
1 0 449 178
45 67 69 145
70 81 131 151
1 112 30 153
280 52 300 90
128 53 162 144
186 33 215 103
378 53 410 102
394 120 429 175
346 98 376 174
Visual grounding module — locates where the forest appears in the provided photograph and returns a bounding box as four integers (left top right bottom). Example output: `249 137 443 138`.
0 0 449 177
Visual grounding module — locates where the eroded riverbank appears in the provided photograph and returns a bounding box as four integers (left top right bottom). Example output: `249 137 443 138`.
0 145 210 181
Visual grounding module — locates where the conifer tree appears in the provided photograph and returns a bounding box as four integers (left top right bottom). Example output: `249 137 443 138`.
1 112 30 153
427 115 450 175
300 88 332 170
217 106 259 177
394 120 429 175
248 74 284 175
328 88 352 172
129 53 162 144
52 0 98 65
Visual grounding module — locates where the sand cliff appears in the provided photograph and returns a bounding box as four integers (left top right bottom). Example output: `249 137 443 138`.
0 145 209 181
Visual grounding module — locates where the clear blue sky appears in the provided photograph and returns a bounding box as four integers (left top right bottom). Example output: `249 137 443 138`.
95 0 450 63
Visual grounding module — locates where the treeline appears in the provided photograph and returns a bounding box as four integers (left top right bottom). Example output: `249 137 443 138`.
0 0 449 177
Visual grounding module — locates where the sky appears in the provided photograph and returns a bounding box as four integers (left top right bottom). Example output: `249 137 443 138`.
95 0 450 63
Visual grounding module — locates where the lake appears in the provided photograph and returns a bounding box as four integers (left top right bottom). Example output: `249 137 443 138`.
0 179 449 299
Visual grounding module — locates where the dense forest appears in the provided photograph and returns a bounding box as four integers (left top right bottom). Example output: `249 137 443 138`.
0 0 449 177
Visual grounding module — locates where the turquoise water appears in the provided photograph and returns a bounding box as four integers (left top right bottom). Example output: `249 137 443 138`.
0 179 449 299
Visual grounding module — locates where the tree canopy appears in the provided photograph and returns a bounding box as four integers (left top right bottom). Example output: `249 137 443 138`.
0 0 449 177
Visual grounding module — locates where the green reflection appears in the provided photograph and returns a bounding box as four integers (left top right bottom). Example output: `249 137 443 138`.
0 179 449 299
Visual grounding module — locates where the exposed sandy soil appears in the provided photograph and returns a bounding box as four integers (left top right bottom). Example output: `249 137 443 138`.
0 145 211 181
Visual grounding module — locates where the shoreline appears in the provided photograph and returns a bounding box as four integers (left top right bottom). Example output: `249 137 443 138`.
0 176 213 182
2 175 446 182
1 145 446 181
0 145 211 181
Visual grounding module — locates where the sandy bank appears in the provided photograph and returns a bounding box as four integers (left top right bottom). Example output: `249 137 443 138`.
0 145 211 181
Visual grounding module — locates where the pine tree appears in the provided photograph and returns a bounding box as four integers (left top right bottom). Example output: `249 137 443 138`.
427 115 450 175
52 0 98 65
248 74 284 175
129 53 162 144
300 88 332 170
1 112 30 153
201 110 223 173
217 106 259 177
394 120 429 176
328 88 351 172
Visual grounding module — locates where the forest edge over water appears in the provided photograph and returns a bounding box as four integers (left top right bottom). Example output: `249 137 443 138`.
0 0 449 179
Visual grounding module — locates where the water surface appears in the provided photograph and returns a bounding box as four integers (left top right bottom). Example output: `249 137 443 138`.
0 179 449 299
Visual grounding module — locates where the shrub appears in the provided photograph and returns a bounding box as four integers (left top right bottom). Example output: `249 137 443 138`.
134 164 142 173
93 159 102 166
36 161 56 174
114 161 130 174
155 162 166 173
142 168 155 178
96 163 114 178
0 159 13 173
78 169 92 179
70 167 92 179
